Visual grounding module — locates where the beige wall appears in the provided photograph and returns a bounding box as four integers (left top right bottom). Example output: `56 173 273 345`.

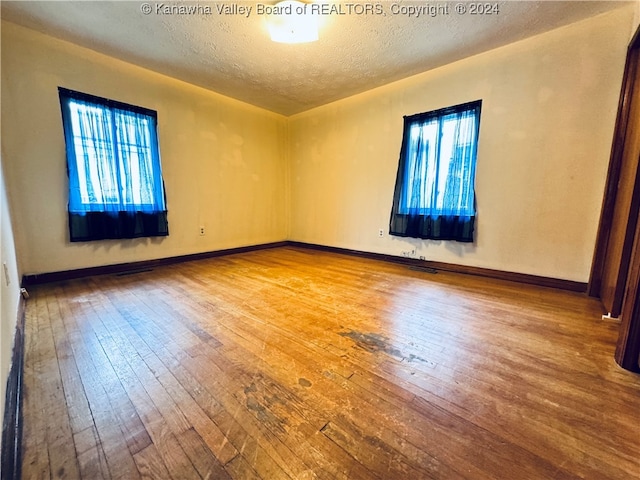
0 154 21 435
1 21 289 275
289 7 633 282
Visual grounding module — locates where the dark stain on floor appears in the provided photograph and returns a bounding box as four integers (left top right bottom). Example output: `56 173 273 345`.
298 378 312 388
339 330 403 358
339 330 436 367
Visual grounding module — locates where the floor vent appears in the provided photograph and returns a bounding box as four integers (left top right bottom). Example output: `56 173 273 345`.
408 266 438 274
115 268 154 277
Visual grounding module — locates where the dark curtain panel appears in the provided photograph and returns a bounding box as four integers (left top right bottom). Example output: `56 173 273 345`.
68 211 169 242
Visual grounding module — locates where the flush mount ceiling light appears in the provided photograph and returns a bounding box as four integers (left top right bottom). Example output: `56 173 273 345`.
266 0 319 44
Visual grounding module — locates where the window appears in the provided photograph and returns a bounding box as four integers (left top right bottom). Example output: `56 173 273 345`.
389 100 482 243
58 88 168 242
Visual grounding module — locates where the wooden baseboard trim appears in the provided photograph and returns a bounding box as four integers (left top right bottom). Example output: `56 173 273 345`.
1 296 26 480
287 242 588 293
21 241 288 286
20 240 587 293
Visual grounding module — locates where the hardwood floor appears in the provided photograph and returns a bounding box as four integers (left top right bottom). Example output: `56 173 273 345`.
19 246 640 479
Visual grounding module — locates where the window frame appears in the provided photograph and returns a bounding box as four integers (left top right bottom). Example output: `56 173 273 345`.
58 87 169 242
389 99 482 243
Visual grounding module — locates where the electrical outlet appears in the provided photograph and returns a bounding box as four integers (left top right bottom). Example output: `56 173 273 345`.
199 226 206 236
378 229 384 237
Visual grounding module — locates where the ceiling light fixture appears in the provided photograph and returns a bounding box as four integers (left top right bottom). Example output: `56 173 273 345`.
267 0 319 44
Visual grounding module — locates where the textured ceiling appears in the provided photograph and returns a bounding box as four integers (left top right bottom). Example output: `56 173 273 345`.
0 1 632 115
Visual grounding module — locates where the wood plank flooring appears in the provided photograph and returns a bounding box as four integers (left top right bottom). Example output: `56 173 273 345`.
19 246 640 479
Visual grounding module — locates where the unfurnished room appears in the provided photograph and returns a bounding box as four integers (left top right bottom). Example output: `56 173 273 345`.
1 1 640 479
